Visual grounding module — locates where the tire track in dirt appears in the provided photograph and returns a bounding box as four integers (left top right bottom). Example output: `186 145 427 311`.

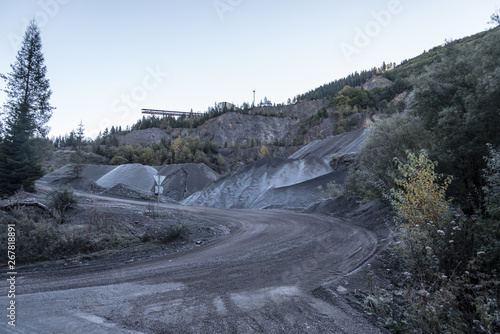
1 188 385 333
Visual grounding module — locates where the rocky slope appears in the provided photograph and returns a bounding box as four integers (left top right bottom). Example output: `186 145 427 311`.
116 99 375 149
182 156 333 210
183 129 369 210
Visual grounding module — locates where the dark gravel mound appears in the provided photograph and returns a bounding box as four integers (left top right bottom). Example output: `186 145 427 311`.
155 163 220 201
101 183 154 200
254 171 348 210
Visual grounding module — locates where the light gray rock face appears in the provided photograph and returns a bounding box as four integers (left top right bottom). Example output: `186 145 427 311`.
194 112 300 148
117 128 171 146
289 129 370 162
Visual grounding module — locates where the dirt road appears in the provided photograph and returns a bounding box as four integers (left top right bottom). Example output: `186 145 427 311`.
1 190 386 333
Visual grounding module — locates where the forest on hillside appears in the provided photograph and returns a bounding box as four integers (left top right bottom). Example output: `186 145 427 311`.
345 26 500 333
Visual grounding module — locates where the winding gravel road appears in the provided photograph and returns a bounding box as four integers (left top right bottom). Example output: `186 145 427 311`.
1 191 386 333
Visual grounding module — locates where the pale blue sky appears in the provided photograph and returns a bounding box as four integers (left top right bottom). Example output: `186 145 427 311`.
0 0 498 138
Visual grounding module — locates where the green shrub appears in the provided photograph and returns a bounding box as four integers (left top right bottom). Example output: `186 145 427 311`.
317 181 344 199
46 188 78 223
367 149 500 333
483 144 500 219
345 114 432 200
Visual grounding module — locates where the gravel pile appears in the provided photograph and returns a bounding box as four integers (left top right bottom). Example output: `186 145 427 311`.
182 156 333 209
41 163 220 201
102 183 154 200
96 164 158 192
155 163 220 201
183 129 369 210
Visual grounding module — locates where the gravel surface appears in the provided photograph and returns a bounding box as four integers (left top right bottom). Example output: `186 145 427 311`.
1 185 390 334
96 164 158 191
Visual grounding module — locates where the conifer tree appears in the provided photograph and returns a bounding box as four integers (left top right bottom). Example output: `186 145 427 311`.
0 20 53 196
71 121 85 178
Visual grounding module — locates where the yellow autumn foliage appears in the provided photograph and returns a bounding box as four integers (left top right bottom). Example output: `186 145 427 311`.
390 149 452 232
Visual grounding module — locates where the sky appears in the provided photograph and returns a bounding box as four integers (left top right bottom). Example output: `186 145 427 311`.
0 0 498 139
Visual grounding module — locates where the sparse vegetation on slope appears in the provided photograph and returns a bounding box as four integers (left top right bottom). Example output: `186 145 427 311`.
0 196 195 264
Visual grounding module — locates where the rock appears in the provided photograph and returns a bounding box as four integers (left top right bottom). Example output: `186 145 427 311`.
361 76 393 90
289 129 370 162
337 286 349 295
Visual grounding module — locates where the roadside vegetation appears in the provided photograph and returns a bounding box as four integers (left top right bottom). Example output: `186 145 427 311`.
348 26 500 333
0 190 188 263
317 181 345 199
46 188 78 224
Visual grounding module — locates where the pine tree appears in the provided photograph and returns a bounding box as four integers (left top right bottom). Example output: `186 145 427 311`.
71 121 85 178
1 20 53 136
0 104 42 194
0 20 53 196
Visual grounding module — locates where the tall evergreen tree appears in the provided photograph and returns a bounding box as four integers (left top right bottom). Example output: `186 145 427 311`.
0 20 54 196
0 104 42 194
71 121 85 178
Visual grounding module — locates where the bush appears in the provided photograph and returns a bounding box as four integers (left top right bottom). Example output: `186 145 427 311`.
46 188 78 223
317 181 344 199
389 150 452 280
345 114 432 200
483 144 500 219
142 223 187 244
333 85 375 109
409 32 500 208
259 145 271 158
367 149 500 333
